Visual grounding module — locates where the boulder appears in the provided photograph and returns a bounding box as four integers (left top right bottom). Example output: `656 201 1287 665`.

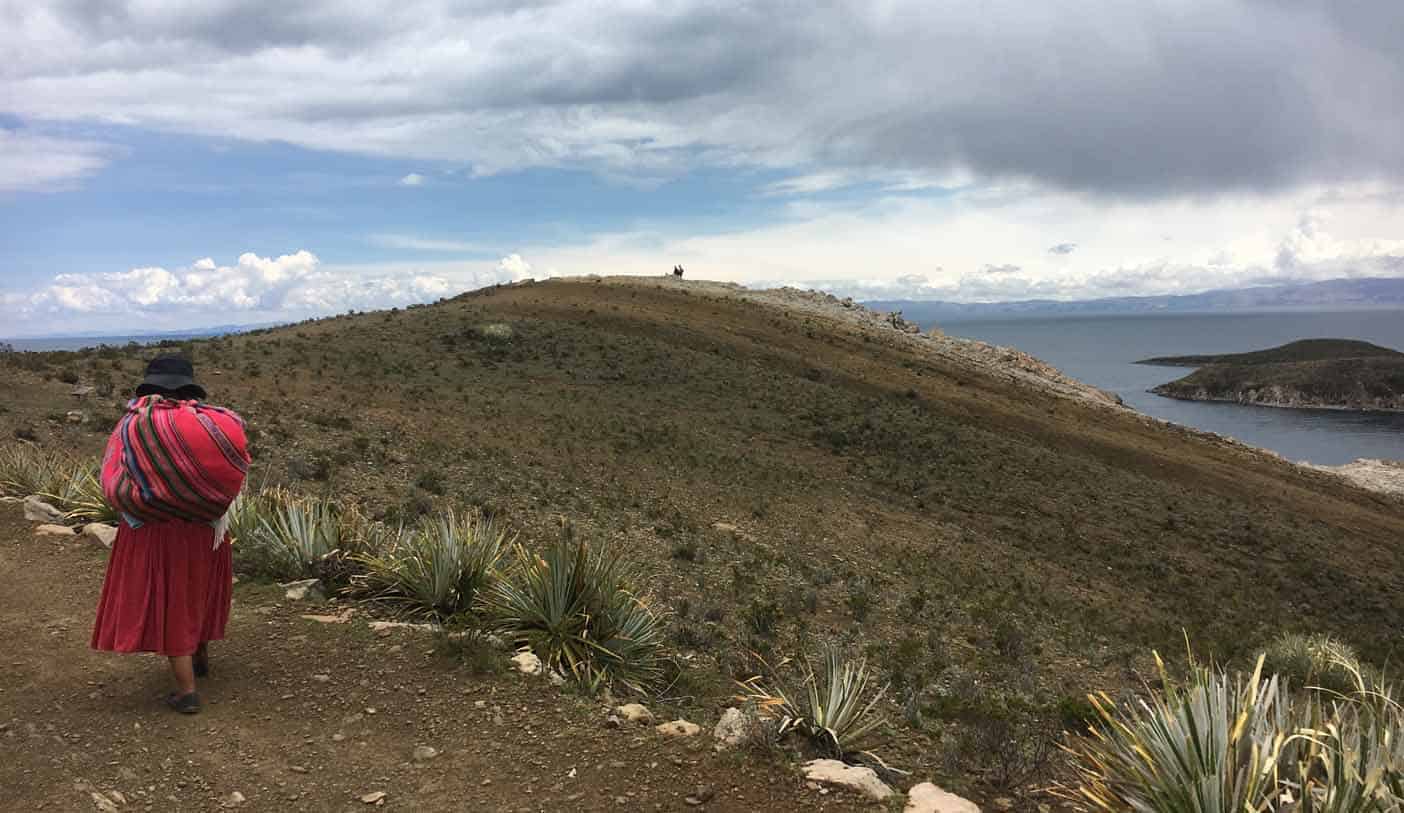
802 759 894 802
905 782 981 813
35 524 76 537
280 578 323 601
83 523 118 548
656 719 701 737
23 497 64 523
510 650 543 675
712 707 753 748
614 703 654 724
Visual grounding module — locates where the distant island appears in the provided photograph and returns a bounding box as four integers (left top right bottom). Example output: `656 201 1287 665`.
1139 339 1404 411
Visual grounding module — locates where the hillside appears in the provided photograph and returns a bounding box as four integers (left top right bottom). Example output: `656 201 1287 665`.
5 276 1404 805
1137 338 1404 367
1143 339 1404 411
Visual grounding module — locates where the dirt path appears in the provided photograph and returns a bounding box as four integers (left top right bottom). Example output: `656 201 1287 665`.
0 508 865 812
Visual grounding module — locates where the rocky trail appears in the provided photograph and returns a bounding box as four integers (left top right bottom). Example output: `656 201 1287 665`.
0 506 885 812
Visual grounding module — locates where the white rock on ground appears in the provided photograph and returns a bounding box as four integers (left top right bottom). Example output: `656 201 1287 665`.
34 524 75 537
614 703 654 724
23 496 64 523
83 523 118 548
905 782 982 813
712 707 752 748
802 759 894 802
656 719 701 737
411 745 439 762
366 620 432 633
510 650 543 675
280 578 323 601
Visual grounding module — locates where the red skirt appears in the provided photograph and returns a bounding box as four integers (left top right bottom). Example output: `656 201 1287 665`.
91 520 233 657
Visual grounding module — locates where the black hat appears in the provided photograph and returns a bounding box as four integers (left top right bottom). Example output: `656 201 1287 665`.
135 355 207 400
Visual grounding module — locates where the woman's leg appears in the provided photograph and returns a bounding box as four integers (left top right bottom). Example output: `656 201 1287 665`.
193 642 209 677
168 655 197 696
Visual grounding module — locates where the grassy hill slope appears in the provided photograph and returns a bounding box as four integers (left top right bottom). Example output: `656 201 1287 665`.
5 277 1404 788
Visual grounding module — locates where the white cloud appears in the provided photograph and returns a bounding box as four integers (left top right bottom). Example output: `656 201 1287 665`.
495 253 533 279
0 130 111 192
398 173 425 187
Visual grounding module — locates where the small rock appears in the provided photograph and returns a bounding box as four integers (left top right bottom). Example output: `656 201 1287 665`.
35 523 76 537
366 620 434 634
614 703 654 724
71 384 96 399
548 670 567 687
82 523 117 548
510 650 543 675
993 798 1014 811
802 759 893 802
90 792 118 812
904 782 981 813
311 674 331 683
331 733 346 742
360 791 387 805
221 791 247 808
712 707 753 748
412 745 439 762
684 785 715 806
24 496 65 522
604 715 622 728
288 765 307 774
280 578 323 602
656 719 701 737
66 410 88 424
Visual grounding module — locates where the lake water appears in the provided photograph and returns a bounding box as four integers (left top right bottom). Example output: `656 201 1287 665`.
937 310 1404 466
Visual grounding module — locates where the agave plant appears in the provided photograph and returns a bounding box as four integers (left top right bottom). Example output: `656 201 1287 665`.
1062 645 1404 812
1063 653 1294 813
736 643 889 761
230 491 348 580
484 532 667 693
0 443 73 498
44 459 121 525
1264 632 1368 698
353 509 508 620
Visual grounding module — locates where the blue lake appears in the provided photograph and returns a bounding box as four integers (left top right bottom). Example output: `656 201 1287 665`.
938 310 1404 466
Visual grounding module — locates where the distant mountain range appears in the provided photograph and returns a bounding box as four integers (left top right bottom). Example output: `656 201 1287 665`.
866 277 1404 322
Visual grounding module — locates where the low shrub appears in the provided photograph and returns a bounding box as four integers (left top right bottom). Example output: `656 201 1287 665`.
484 529 667 694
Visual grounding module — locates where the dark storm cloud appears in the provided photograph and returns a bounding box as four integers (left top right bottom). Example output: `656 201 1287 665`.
5 0 1403 196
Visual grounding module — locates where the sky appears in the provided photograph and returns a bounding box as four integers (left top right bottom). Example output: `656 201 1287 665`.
2 0 1403 336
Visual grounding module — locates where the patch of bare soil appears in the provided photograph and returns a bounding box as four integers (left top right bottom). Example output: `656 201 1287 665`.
0 507 860 812
1309 458 1404 499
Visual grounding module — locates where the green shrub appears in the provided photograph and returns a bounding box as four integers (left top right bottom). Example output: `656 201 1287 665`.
354 510 507 620
737 643 889 761
484 530 667 694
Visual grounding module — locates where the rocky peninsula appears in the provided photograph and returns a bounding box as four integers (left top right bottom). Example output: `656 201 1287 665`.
1140 339 1404 411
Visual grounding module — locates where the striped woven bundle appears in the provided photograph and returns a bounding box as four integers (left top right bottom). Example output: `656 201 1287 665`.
101 395 251 527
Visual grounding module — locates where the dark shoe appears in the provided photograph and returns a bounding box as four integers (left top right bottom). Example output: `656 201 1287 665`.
166 691 201 714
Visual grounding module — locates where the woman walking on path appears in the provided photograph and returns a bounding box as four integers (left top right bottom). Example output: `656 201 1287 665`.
91 356 250 714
